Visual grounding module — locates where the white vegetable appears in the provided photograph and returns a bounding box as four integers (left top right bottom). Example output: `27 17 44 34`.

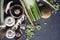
24 0 34 9
5 1 13 13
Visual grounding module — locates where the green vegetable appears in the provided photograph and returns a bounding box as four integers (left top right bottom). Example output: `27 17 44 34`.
36 25 41 30
28 7 36 21
24 0 41 21
25 24 34 40
31 6 39 20
25 24 41 40
34 0 41 19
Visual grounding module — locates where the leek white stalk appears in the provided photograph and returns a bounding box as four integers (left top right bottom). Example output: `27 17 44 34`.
0 0 6 28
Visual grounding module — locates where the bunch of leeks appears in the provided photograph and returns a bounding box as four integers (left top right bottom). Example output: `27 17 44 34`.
23 0 41 21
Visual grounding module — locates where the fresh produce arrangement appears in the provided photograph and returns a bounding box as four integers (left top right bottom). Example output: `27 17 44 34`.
0 0 59 40
25 24 41 40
